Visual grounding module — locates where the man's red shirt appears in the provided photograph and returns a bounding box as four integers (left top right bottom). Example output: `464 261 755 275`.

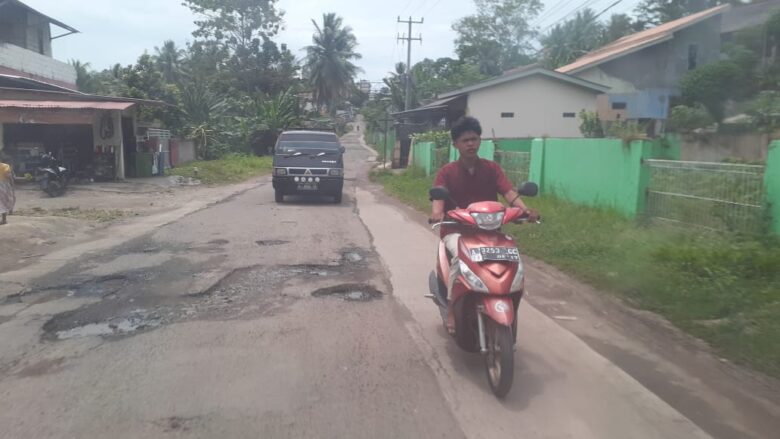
433 158 513 212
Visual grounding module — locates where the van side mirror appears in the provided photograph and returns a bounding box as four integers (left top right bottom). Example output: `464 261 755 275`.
429 186 450 201
518 182 538 197
340 146 346 153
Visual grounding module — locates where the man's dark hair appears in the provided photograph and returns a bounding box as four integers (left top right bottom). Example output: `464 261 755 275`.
450 116 482 141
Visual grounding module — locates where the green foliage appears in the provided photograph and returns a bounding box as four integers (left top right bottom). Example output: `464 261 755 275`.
605 120 648 140
305 13 362 114
183 0 282 51
167 154 272 184
412 58 487 101
453 0 542 76
541 9 607 69
747 91 780 134
680 60 746 121
410 130 451 150
634 0 726 27
578 110 604 138
668 104 714 133
374 172 780 377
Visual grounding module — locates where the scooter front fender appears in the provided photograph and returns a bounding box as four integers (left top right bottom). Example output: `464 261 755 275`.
481 297 515 327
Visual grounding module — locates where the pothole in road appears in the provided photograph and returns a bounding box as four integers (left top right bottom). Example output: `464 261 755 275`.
5 275 129 305
341 249 365 264
256 240 289 246
311 284 383 302
47 309 161 340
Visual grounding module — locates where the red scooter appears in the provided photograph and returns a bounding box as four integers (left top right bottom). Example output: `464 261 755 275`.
428 182 539 398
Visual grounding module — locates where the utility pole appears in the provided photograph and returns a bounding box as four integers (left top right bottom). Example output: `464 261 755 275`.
397 16 423 112
380 117 394 168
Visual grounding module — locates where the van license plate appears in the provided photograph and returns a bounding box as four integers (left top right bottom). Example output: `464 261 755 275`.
298 184 318 191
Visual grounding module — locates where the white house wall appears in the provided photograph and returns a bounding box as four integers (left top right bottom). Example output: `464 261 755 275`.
465 75 600 138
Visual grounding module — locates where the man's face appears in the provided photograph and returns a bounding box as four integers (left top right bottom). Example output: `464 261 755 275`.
454 130 481 160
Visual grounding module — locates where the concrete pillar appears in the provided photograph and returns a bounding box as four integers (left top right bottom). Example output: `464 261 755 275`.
765 141 780 235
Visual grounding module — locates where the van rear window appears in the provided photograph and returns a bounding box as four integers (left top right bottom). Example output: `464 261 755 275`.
279 133 338 142
276 141 341 153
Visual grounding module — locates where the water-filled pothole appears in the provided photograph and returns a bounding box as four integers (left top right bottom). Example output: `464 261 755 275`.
50 310 161 340
311 284 383 302
256 240 290 246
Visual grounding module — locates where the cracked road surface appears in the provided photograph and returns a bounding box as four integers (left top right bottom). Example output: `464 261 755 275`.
1 129 778 438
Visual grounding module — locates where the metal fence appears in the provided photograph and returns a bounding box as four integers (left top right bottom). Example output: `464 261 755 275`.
644 159 767 233
495 151 531 187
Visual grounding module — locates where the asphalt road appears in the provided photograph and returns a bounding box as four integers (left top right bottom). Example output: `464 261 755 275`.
0 128 777 438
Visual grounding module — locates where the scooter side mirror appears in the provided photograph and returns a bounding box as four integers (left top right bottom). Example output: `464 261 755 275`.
429 186 450 201
517 182 539 197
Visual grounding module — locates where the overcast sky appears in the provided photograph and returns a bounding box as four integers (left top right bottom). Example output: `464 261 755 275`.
23 0 639 82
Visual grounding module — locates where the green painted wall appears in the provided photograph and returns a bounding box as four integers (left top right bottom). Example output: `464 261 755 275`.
411 141 435 175
449 140 496 162
496 138 533 153
529 138 670 217
766 141 780 235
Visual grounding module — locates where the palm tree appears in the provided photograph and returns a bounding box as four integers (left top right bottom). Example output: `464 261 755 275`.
154 40 184 83
541 9 605 69
305 13 362 114
70 60 94 92
252 89 301 154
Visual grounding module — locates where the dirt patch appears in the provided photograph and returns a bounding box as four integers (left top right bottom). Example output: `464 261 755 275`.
311 284 383 302
16 357 66 377
208 239 229 245
15 207 132 223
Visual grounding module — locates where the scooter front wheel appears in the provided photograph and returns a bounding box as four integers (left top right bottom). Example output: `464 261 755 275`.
485 320 514 398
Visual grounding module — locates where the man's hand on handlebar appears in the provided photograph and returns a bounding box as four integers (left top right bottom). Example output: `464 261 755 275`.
525 208 541 223
429 211 445 224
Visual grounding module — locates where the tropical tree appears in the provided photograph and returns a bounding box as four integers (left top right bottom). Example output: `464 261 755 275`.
70 60 96 93
251 89 301 153
540 9 605 69
453 0 542 76
633 0 733 27
154 40 185 83
179 80 229 158
305 13 362 114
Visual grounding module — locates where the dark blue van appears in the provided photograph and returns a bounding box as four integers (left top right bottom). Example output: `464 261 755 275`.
272 130 345 204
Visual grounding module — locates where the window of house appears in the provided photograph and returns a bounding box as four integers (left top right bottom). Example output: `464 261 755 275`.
562 112 576 118
500 112 514 118
611 102 627 110
688 44 698 70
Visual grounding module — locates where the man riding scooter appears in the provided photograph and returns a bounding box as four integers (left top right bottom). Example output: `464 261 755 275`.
430 116 540 334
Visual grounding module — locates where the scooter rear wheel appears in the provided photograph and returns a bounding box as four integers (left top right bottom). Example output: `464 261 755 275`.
485 320 514 398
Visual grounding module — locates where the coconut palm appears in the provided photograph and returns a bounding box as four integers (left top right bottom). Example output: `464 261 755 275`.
70 60 95 92
305 13 362 114
154 40 185 83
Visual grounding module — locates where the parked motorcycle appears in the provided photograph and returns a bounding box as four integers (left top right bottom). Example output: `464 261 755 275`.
37 152 69 197
427 182 539 398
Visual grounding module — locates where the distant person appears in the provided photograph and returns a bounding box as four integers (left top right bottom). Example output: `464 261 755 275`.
0 153 16 225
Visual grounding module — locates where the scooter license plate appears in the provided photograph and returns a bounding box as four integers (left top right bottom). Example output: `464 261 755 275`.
470 247 520 262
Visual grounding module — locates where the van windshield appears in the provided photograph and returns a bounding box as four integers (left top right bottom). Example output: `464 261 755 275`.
276 141 341 154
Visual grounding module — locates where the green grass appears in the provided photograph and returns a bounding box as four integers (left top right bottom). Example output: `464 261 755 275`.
167 154 273 185
374 169 780 378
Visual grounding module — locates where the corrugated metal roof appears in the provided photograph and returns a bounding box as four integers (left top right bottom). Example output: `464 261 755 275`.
557 4 731 75
438 66 609 99
0 100 135 110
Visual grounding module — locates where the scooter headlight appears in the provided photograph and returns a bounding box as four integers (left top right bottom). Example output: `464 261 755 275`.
510 260 525 292
458 260 489 293
471 212 505 230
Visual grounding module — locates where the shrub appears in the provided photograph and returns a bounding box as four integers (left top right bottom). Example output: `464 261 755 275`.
668 104 714 133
